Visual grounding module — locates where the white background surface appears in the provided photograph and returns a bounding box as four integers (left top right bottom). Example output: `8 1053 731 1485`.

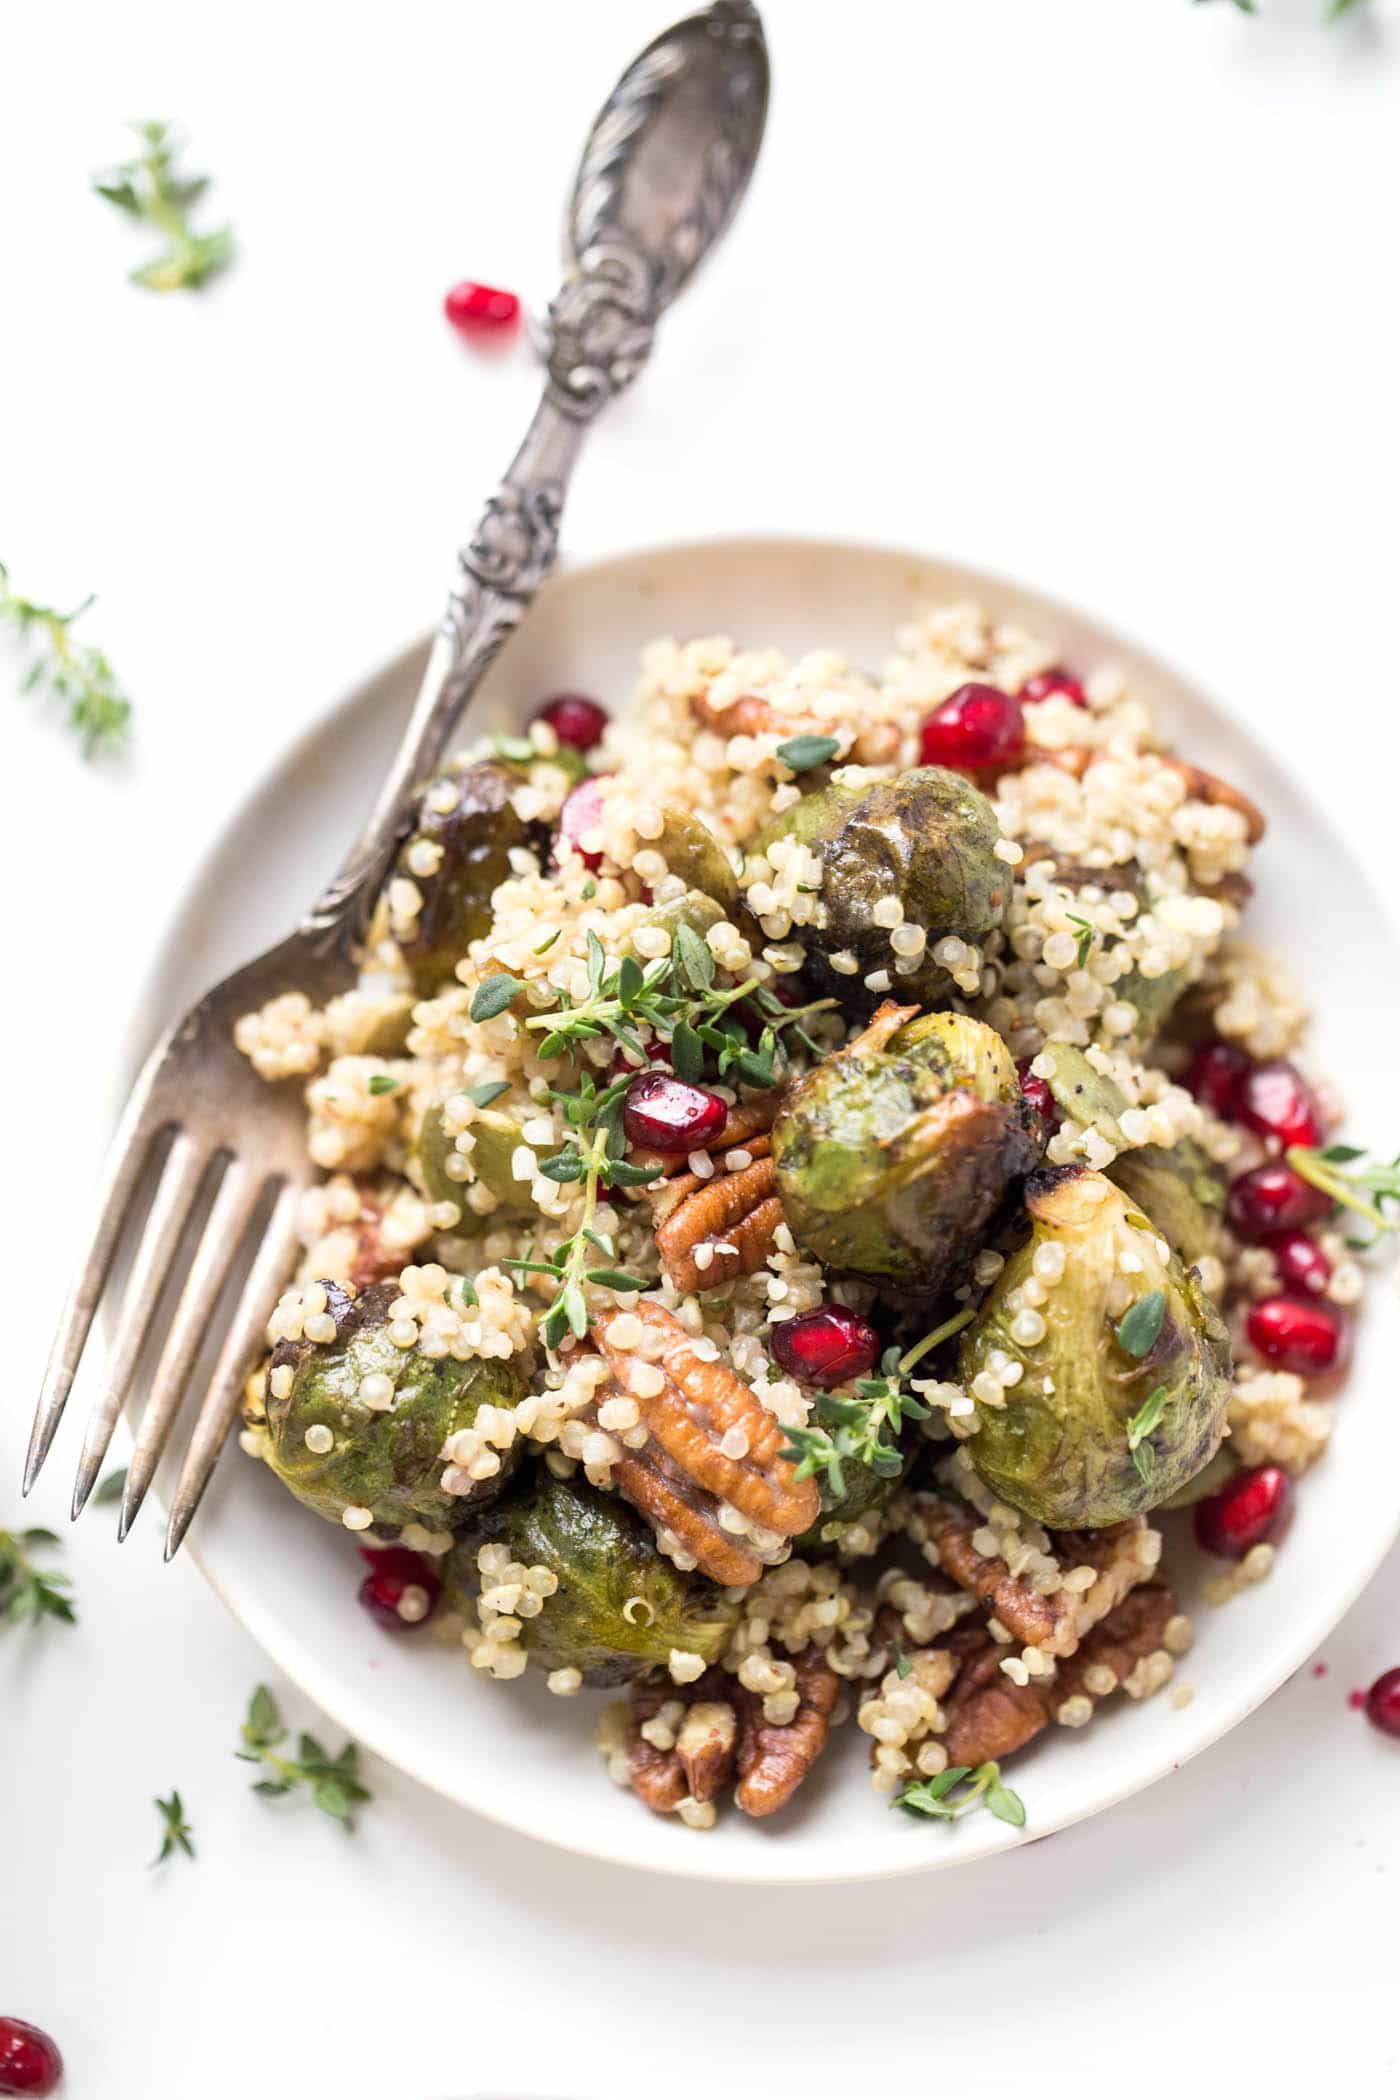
3 0 1398 2093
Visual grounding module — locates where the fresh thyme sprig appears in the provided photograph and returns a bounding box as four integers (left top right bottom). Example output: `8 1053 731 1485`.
150 1790 196 1867
0 1526 76 1631
1288 1143 1400 1242
779 1311 975 1498
1126 1383 1169 1486
502 1090 656 1349
93 120 233 292
895 1760 1026 1829
1066 913 1096 969
1 563 132 758
236 1686 372 1828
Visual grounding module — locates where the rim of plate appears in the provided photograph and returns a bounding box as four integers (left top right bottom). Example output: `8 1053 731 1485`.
111 530 1400 1883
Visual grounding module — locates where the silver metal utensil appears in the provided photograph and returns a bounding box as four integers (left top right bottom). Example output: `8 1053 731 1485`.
23 0 769 1557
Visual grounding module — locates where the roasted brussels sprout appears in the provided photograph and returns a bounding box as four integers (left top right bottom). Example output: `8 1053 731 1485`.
251 1280 524 1532
1035 856 1186 1039
654 811 739 915
470 1472 740 1684
417 1096 538 1214
755 766 1011 1008
773 1003 1039 1293
389 759 526 993
1037 1045 1225 1266
962 1168 1232 1526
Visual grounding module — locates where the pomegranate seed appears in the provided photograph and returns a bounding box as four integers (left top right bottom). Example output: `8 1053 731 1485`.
1265 1229 1332 1297
1226 1162 1332 1241
1184 1040 1251 1120
918 682 1025 772
1364 1667 1400 1738
533 693 608 752
0 2019 63 2098
1017 1059 1060 1132
1020 666 1087 708
1193 1463 1294 1560
771 1307 881 1389
622 1072 727 1153
357 1545 441 1631
1246 1295 1347 1376
443 279 520 336
554 774 612 869
1236 1058 1323 1150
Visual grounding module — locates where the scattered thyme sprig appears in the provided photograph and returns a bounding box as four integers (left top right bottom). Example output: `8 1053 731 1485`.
1126 1383 1169 1486
1288 1142 1400 1242
93 120 233 292
236 1686 372 1828
150 1790 196 1867
779 1311 974 1498
0 563 132 758
0 1526 76 1630
895 1760 1026 1829
1066 913 1096 969
1196 0 1369 15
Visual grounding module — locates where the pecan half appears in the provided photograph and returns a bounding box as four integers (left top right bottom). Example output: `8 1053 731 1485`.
345 1192 406 1292
625 1647 839 1820
941 1579 1179 1766
915 1493 1154 1658
655 1155 785 1293
1030 746 1265 844
692 688 793 741
594 1302 820 1585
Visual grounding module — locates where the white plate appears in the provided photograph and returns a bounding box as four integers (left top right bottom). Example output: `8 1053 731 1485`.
120 534 1400 1883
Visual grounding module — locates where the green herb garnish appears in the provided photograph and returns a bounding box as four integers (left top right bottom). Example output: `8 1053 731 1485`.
151 1790 196 1867
892 1639 913 1681
895 1760 1026 1828
93 1466 128 1507
367 1074 399 1096
1116 1288 1166 1360
470 974 526 1022
1066 914 1096 969
779 1317 971 1498
466 1079 511 1110
0 1526 76 1630
236 1686 371 1828
1126 1383 1169 1484
1 563 132 758
775 733 841 773
93 120 233 291
1287 1143 1400 1240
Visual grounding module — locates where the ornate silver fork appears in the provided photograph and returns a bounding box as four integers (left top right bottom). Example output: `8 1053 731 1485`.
23 0 769 1559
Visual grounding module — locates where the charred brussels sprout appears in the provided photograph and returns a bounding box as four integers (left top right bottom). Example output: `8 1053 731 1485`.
389 760 526 993
471 1473 740 1684
962 1168 1232 1526
252 1280 523 1532
755 766 1011 1008
417 1096 539 1214
1036 856 1186 1040
772 1002 1039 1293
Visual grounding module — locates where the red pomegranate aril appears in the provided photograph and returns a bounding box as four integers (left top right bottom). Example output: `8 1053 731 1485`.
533 693 609 752
0 2019 63 2098
1226 1162 1332 1241
555 774 612 869
918 682 1025 773
357 1545 441 1630
1236 1058 1323 1150
1184 1039 1251 1121
1017 1059 1061 1132
1019 666 1087 709
1364 1667 1400 1738
771 1307 881 1389
1247 1295 1347 1376
1193 1464 1294 1560
1265 1229 1333 1297
622 1072 727 1153
443 279 520 335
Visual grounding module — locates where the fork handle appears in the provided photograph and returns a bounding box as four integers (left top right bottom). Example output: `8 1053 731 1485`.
304 240 659 953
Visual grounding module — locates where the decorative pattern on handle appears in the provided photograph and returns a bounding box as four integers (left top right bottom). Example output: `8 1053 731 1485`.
544 240 658 419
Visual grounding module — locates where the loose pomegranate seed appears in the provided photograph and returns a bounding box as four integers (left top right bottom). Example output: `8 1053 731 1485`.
1364 1667 1400 1738
443 279 520 336
533 693 609 752
1265 1229 1333 1296
1017 1059 1061 1132
1193 1464 1294 1560
1246 1295 1347 1376
357 1545 441 1631
1184 1040 1251 1120
1019 666 1087 709
918 682 1025 772
1226 1162 1332 1241
622 1072 727 1153
0 2019 63 2098
771 1307 881 1389
1236 1058 1323 1150
554 774 612 870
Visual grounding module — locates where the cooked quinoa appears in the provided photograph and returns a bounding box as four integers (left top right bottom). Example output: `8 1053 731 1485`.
234 596 1387 1833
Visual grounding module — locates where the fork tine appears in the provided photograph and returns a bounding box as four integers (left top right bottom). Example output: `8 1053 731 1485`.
24 1092 168 1496
164 1180 301 1561
118 1160 260 1542
71 1132 209 1520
